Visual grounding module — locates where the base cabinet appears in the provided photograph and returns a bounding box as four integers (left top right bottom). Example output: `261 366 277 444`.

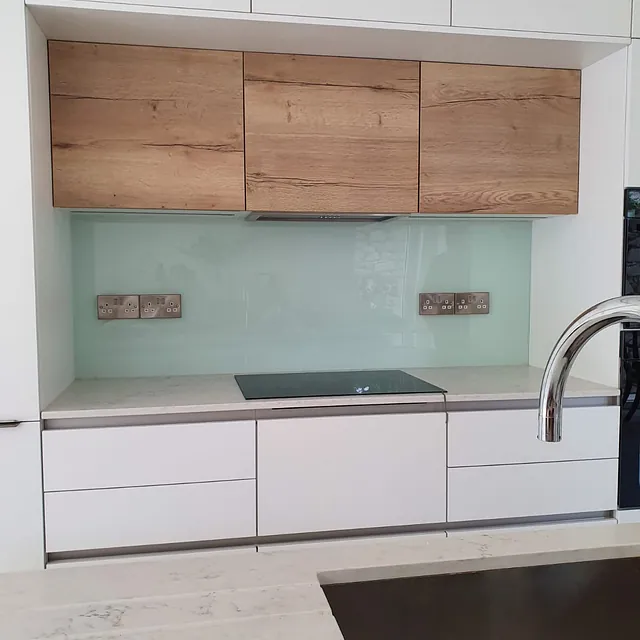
257 413 447 536
45 480 256 552
0 422 44 572
448 459 619 522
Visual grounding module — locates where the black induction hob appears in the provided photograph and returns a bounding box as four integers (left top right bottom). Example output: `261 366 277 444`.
234 370 446 400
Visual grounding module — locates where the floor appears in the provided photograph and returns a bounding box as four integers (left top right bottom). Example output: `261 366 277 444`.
323 556 640 640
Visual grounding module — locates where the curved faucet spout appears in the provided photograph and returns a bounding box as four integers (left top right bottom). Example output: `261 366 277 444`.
539 296 640 443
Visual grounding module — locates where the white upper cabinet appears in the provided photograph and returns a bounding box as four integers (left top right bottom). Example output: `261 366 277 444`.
84 0 250 11
452 0 632 37
252 1 451 26
634 0 640 37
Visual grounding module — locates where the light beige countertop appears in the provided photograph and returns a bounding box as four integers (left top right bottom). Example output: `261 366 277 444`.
3 524 640 639
42 365 618 420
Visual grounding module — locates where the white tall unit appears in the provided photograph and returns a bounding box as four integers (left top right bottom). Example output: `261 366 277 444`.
0 1 46 573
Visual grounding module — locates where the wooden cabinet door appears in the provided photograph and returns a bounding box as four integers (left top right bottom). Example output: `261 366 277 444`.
257 413 446 536
49 42 245 210
252 0 451 26
244 53 420 213
419 62 580 215
452 0 632 38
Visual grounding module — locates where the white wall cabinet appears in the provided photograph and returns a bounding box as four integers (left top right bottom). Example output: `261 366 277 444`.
84 0 251 11
0 422 44 572
452 0 632 37
448 459 619 522
257 413 447 536
252 1 451 26
43 420 255 491
45 480 256 552
634 1 640 37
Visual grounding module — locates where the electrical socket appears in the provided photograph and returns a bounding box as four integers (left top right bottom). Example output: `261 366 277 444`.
455 292 490 315
419 293 455 316
97 295 140 319
140 294 182 319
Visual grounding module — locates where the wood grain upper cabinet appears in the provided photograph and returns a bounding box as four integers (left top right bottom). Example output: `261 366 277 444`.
244 53 420 213
49 42 245 210
252 1 451 26
420 63 581 215
452 0 632 37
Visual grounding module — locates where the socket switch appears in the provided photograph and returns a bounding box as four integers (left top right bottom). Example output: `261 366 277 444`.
97 295 140 319
419 293 455 316
140 294 182 319
455 292 490 315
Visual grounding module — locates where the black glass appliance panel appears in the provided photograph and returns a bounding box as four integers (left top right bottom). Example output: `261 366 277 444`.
620 188 640 509
234 370 446 400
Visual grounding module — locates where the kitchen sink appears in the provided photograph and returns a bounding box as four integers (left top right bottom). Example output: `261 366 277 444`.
322 556 640 640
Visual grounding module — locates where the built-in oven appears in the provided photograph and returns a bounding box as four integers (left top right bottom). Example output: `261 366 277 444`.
619 189 640 509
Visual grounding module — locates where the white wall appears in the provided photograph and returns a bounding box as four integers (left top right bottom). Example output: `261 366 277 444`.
530 48 627 387
27 11 75 408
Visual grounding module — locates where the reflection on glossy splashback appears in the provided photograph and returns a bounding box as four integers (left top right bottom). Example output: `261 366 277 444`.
72 214 532 378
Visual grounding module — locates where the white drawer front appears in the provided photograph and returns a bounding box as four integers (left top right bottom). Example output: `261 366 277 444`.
258 413 446 536
252 1 451 25
45 480 256 552
43 421 255 491
452 0 632 38
448 406 619 467
448 459 618 523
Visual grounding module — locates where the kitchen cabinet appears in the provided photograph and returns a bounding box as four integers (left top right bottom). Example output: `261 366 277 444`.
43 420 255 491
257 413 446 536
251 1 451 26
0 423 45 572
448 459 619 522
1 0 39 422
452 0 632 38
448 406 619 467
83 0 251 11
49 41 245 210
45 480 256 552
626 41 640 186
420 62 580 214
244 53 420 213
634 2 640 37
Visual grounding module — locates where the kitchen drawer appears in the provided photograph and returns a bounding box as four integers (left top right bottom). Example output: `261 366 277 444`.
448 406 619 467
45 480 256 552
43 421 255 492
448 459 618 523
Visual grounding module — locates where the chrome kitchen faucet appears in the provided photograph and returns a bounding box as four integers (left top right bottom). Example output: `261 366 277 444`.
538 296 640 442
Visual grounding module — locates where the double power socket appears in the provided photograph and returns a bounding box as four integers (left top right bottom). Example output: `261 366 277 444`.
419 292 490 316
97 294 182 320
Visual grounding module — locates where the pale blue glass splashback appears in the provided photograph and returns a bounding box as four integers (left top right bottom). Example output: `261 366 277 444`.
72 214 532 378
